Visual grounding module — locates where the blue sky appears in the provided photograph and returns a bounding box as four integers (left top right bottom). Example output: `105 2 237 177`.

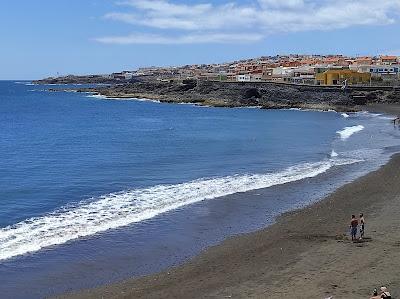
1 0 400 79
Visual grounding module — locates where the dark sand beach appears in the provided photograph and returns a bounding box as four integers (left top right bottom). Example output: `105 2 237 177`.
59 105 400 299
365 103 400 116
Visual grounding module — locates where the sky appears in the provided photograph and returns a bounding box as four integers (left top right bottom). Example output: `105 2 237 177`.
1 0 400 79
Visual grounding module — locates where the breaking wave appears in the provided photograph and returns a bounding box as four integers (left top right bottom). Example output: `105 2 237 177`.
337 125 364 140
0 157 361 261
86 94 161 103
86 94 108 99
330 150 338 157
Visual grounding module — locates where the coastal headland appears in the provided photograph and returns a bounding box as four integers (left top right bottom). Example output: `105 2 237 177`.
58 105 400 299
42 78 400 112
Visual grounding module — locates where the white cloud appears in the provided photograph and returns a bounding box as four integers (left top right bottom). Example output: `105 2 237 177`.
258 0 305 9
94 32 264 44
117 0 212 16
105 2 258 31
95 0 400 44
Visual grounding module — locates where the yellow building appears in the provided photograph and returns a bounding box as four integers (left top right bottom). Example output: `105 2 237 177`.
316 69 371 85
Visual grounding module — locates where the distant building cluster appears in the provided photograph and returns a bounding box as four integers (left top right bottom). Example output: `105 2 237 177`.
105 54 400 86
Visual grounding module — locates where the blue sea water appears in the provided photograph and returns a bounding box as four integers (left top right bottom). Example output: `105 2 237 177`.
1 81 400 298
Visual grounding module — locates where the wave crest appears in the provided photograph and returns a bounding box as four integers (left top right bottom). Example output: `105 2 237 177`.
0 157 361 261
337 125 364 140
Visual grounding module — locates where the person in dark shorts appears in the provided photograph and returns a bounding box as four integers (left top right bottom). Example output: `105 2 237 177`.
359 213 365 239
380 286 392 298
350 215 358 241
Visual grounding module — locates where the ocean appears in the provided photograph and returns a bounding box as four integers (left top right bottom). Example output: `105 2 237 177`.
1 81 400 298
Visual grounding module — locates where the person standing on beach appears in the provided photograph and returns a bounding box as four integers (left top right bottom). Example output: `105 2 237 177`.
370 286 392 299
350 215 358 241
359 213 365 239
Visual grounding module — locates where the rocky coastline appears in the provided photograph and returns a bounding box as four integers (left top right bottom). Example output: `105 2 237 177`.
33 75 132 85
45 78 400 112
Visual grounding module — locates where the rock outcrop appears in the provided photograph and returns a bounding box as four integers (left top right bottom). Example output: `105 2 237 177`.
41 78 400 111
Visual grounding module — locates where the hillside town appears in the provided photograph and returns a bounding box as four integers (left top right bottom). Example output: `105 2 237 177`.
108 54 400 86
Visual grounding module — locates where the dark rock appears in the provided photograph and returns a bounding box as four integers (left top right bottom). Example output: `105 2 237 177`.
244 88 261 99
52 78 400 111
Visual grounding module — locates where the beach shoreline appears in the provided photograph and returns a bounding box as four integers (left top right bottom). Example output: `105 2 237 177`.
58 104 400 299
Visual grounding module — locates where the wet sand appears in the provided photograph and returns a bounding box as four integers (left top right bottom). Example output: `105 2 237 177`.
365 103 400 116
60 105 400 299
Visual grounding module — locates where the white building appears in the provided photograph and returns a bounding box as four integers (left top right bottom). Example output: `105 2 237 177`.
270 67 297 82
272 67 297 77
122 71 135 80
250 74 262 81
289 66 316 84
236 74 251 82
350 64 400 79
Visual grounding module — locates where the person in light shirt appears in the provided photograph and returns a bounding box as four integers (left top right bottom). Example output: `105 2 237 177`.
359 213 365 239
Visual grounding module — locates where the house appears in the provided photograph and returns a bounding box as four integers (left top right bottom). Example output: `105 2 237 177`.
289 67 316 84
299 58 322 66
250 73 263 81
100 74 113 79
111 72 128 80
322 56 349 66
280 60 302 67
121 71 134 80
271 67 296 82
227 72 238 81
316 69 371 85
261 67 274 80
379 55 398 65
236 74 251 82
353 56 373 65
198 72 224 81
314 65 346 74
350 64 400 80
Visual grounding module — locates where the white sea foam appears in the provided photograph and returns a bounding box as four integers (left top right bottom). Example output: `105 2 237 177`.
354 111 397 121
133 98 161 103
355 111 382 118
234 106 263 109
0 157 361 261
336 125 364 140
341 113 349 118
379 115 397 120
86 94 161 103
86 94 108 99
